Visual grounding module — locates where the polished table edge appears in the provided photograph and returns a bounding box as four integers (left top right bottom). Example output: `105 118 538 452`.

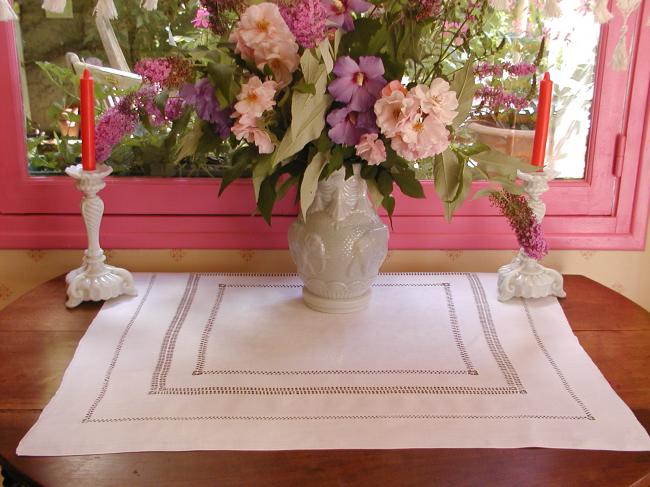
0 274 648 487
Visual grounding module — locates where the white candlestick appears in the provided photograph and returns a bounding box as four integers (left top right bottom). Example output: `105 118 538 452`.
497 168 566 301
65 163 137 308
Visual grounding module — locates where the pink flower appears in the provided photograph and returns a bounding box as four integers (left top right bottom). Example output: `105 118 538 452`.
133 58 172 86
232 116 275 154
392 115 449 160
279 0 327 49
381 80 408 97
374 89 416 138
410 79 458 125
230 3 300 86
355 133 386 165
192 7 211 29
234 76 277 118
322 0 372 31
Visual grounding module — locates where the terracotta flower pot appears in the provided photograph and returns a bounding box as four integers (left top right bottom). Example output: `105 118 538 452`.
467 121 535 163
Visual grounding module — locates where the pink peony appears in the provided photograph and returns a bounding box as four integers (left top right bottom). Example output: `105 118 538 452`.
234 76 277 118
355 133 386 165
410 79 458 125
230 3 300 86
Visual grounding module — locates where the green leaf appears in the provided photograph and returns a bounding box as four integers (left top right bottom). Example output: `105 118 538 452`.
450 56 477 129
276 175 299 201
443 166 472 221
299 152 328 220
219 146 255 196
339 18 383 57
360 164 378 180
257 177 277 224
490 176 526 195
382 195 396 220
174 121 204 164
433 150 462 203
328 146 344 172
366 179 384 209
317 38 334 73
391 167 425 198
472 187 498 200
272 51 331 166
252 155 273 202
292 81 316 95
377 170 393 196
314 132 334 153
470 150 537 173
206 62 237 106
458 142 490 157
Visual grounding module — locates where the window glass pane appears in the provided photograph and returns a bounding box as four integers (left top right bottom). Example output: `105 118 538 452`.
17 0 199 176
545 0 600 179
415 0 599 181
17 0 598 179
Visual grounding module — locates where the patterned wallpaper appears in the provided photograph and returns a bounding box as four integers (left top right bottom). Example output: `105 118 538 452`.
1 223 649 312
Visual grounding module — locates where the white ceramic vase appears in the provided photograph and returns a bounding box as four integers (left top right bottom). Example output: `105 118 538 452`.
288 165 389 313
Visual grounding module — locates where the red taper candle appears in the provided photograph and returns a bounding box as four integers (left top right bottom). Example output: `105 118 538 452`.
531 72 553 167
80 68 96 171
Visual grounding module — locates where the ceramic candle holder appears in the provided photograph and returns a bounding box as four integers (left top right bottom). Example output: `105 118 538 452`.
64 163 137 308
497 168 566 302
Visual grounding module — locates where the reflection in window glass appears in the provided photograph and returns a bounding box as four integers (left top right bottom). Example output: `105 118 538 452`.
17 0 197 175
545 0 600 179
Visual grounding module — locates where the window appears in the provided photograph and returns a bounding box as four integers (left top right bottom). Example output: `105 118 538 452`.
0 1 648 249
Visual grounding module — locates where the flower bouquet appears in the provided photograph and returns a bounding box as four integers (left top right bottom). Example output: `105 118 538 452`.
96 0 548 311
97 0 541 217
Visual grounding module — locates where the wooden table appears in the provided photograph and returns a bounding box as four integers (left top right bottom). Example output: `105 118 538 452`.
1 275 649 487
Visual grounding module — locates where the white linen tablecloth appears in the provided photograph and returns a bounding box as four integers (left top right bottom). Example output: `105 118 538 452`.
17 272 650 455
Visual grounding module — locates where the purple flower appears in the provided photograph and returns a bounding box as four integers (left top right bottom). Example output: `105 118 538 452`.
505 62 537 77
322 0 371 31
327 105 378 146
489 191 549 260
95 106 137 163
328 56 387 111
519 221 549 260
164 97 185 121
180 80 233 139
279 0 327 49
476 86 528 111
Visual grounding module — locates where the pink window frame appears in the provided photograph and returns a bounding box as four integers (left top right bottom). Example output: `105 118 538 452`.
1 2 648 250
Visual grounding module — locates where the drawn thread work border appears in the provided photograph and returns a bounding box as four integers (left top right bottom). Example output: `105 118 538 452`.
192 279 475 377
83 273 593 423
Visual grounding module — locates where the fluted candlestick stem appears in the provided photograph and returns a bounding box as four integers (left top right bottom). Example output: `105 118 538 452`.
497 168 566 301
64 163 137 308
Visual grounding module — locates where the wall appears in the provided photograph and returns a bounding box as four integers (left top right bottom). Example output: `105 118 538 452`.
1 221 649 311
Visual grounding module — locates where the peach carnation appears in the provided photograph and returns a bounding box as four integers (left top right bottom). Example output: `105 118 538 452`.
411 79 458 125
230 3 300 86
232 115 275 154
234 76 278 119
355 133 386 165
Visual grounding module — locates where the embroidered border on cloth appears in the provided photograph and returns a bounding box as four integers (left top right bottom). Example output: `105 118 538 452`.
191 281 475 376
83 273 594 423
149 273 525 395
